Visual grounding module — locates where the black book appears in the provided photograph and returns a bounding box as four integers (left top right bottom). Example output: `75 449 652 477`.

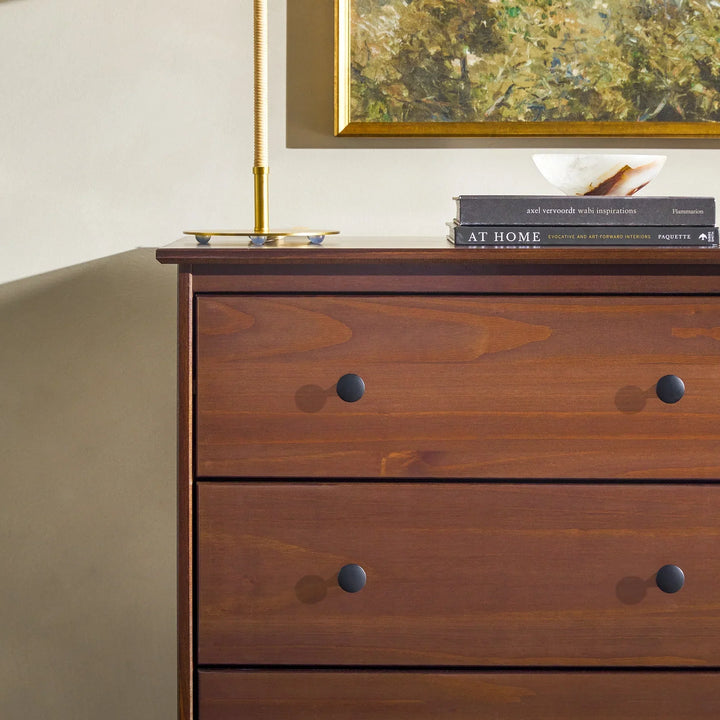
454 195 715 226
447 223 719 247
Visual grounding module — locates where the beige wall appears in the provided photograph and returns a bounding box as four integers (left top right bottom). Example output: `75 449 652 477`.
3 0 719 285
3 0 720 717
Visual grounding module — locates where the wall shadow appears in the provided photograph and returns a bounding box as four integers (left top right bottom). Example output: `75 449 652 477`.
286 0 720 150
0 249 176 719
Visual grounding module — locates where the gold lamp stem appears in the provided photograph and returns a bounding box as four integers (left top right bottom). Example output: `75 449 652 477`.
253 0 269 233
183 0 337 244
253 166 269 234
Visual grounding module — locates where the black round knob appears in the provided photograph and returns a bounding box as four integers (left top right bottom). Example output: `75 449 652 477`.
656 564 685 594
337 563 366 593
656 375 685 404
336 373 365 403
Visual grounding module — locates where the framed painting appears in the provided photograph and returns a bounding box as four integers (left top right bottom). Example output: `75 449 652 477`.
335 0 720 137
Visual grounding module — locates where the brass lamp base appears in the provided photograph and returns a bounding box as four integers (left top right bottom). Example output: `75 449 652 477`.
184 229 340 247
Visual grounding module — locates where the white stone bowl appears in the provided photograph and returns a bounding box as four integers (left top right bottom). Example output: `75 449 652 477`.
532 154 667 196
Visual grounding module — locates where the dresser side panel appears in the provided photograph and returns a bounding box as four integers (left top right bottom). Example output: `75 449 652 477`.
177 267 194 720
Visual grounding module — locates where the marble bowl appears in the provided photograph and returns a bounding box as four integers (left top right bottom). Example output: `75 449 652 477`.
532 154 666 196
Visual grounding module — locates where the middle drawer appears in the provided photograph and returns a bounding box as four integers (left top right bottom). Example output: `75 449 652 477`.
197 482 720 667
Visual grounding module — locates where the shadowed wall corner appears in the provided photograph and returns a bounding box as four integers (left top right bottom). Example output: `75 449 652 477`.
0 249 176 719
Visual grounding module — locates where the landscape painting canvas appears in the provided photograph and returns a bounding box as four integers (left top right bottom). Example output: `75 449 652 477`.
335 0 720 136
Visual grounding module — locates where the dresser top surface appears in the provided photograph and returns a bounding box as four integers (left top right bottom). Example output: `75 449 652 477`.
156 236 720 267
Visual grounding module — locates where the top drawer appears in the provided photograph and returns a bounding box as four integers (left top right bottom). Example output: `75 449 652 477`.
196 295 720 479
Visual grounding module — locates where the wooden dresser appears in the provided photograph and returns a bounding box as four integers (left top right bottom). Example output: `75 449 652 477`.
157 237 720 719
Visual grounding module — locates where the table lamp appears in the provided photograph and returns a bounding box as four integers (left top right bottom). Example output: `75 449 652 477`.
184 0 338 246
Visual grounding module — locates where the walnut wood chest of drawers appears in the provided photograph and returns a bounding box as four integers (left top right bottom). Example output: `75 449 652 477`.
157 238 720 720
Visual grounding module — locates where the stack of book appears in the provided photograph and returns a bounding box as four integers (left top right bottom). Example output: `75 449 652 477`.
447 195 718 247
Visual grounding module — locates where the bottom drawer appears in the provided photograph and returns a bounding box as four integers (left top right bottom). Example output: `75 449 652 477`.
199 670 720 719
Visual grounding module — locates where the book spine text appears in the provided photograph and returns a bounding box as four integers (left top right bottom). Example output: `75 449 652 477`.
454 196 716 226
448 225 718 246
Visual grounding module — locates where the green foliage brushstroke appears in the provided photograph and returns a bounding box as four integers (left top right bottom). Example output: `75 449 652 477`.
349 0 720 123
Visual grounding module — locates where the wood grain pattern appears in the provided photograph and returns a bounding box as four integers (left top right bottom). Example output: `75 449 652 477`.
190 265 720 294
198 670 720 720
196 295 720 479
197 483 720 666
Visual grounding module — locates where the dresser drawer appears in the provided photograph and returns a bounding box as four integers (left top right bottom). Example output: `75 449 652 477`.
196 296 720 479
197 482 720 666
199 670 720 720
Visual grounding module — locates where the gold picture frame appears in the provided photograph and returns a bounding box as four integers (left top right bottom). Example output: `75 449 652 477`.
335 0 720 138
